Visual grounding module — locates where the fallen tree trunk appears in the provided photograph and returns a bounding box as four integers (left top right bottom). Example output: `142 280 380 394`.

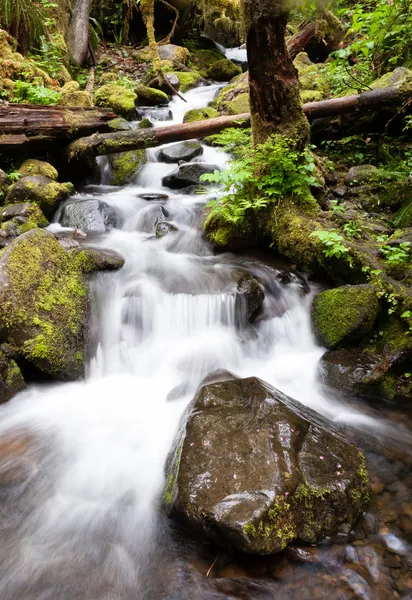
67 84 411 161
287 11 344 61
0 103 116 152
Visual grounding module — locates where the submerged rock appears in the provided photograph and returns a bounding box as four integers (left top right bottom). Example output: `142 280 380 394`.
311 285 380 349
164 376 370 554
235 273 265 323
0 229 88 380
60 199 119 233
162 164 220 190
0 352 25 403
156 221 178 238
158 141 203 164
75 247 125 271
5 176 73 218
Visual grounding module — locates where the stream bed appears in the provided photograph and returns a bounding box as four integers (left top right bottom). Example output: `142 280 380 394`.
0 84 411 599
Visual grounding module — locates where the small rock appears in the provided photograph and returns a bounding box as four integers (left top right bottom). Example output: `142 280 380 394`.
162 163 220 189
235 273 265 323
138 193 169 201
158 141 203 164
76 247 125 271
344 165 378 186
60 199 119 233
156 221 178 238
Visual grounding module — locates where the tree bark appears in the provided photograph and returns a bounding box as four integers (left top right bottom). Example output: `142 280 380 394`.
240 0 310 147
68 0 92 66
287 11 344 62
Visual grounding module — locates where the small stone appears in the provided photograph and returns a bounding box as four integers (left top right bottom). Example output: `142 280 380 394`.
138 193 169 201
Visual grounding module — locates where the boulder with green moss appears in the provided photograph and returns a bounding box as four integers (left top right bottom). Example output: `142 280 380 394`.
0 352 25 403
108 150 147 186
311 284 380 349
1 203 49 238
94 84 137 118
5 176 73 218
183 107 219 123
207 59 242 82
215 72 249 114
158 44 190 65
18 160 58 181
191 49 226 75
164 374 370 553
293 53 330 103
226 92 250 114
169 71 202 92
61 90 93 108
0 29 54 87
135 85 169 106
0 229 88 380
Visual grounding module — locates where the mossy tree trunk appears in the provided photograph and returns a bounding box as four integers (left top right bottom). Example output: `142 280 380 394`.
240 0 310 148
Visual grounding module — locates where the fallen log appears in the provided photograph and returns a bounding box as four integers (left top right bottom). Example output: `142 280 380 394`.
287 12 344 61
67 84 411 161
0 103 116 152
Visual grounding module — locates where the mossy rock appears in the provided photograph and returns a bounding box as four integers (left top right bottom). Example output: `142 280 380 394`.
0 352 25 404
215 72 249 113
60 81 80 94
311 284 380 349
1 202 49 236
158 44 190 65
183 107 219 123
5 176 73 218
0 229 88 380
226 92 250 115
99 72 118 84
94 84 137 118
293 53 330 101
18 159 58 181
135 85 169 106
108 117 132 131
170 71 202 92
370 67 412 91
207 59 242 82
191 49 226 75
61 90 93 108
108 150 147 186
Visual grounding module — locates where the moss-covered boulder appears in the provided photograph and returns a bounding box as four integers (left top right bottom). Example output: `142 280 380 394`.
94 84 137 118
191 49 226 75
0 352 25 403
1 202 48 237
226 92 250 114
293 53 330 102
164 375 370 554
135 85 169 106
0 30 54 88
5 176 73 218
183 107 219 123
61 90 93 108
215 72 249 114
158 44 190 65
344 165 379 186
74 247 124 271
18 160 58 181
108 150 147 186
311 284 380 349
0 229 88 380
169 71 202 92
370 67 412 91
207 59 242 82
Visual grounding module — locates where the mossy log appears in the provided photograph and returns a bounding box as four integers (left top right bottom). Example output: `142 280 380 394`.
66 84 410 161
287 12 344 61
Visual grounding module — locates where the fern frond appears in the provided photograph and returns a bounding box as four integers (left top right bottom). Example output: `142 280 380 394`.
393 200 412 228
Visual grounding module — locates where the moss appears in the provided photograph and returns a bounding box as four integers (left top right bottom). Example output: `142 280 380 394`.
215 72 249 113
190 49 225 75
370 67 412 91
242 497 296 551
207 59 242 82
19 159 58 181
61 91 93 108
61 81 80 94
183 107 219 123
139 117 153 129
94 84 137 117
293 52 330 100
108 150 146 186
135 85 169 106
162 446 182 508
301 90 323 102
169 71 202 92
226 92 250 115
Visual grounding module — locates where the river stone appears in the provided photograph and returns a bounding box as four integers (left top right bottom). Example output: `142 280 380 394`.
311 284 380 349
163 376 370 554
75 247 125 271
0 229 88 380
60 199 118 233
319 349 392 402
0 352 25 403
162 164 220 189
158 142 203 164
344 165 378 187
158 44 189 65
235 273 265 323
138 193 169 201
138 205 167 233
5 176 74 218
156 221 178 238
136 107 173 122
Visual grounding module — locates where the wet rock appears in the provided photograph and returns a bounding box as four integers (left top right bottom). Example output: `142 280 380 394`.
156 221 178 238
158 142 203 164
18 159 58 181
108 150 146 186
137 205 167 233
235 273 265 323
318 350 393 402
5 176 74 218
135 85 169 106
60 199 118 233
164 375 370 554
162 164 220 190
58 237 80 250
136 107 173 121
344 165 378 186
0 229 87 380
311 285 380 349
75 247 125 271
138 193 169 201
0 352 25 403
207 59 242 82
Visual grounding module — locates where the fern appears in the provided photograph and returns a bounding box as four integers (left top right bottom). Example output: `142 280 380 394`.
393 201 412 228
0 0 47 51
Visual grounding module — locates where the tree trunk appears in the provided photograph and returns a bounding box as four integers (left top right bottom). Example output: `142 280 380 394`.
240 0 310 147
68 0 91 66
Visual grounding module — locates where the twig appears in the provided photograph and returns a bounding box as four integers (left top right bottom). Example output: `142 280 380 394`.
206 552 220 577
158 0 180 45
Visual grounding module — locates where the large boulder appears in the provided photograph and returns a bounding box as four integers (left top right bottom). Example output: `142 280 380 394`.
94 84 137 118
0 352 25 403
311 285 380 349
0 229 88 380
135 85 169 106
158 141 203 163
5 176 73 218
108 150 146 186
158 44 190 65
59 199 119 233
344 165 379 187
207 59 242 82
164 376 370 554
18 159 58 181
183 107 219 123
75 247 125 271
162 164 220 189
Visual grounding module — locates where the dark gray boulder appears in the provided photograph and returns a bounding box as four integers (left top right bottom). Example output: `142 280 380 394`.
163 376 370 554
156 221 178 238
344 165 378 186
74 247 125 271
235 273 265 324
158 142 203 164
5 176 73 217
60 199 119 233
137 205 167 233
162 164 220 189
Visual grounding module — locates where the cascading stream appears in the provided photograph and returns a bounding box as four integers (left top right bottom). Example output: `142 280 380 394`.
0 83 398 600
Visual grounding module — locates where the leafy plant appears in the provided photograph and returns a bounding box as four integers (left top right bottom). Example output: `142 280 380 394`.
343 220 363 239
393 201 412 228
380 242 411 266
0 0 47 51
201 134 320 227
310 229 350 260
329 199 345 214
7 170 21 183
12 81 61 105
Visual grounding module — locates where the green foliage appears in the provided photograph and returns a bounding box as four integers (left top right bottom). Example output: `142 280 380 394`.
0 0 47 51
205 127 251 156
310 229 350 260
12 81 61 105
343 221 363 239
7 170 21 183
329 199 345 214
30 33 66 79
201 133 319 227
380 242 411 266
393 201 412 228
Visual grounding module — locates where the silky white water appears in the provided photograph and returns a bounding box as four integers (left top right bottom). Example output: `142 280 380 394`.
0 83 385 599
